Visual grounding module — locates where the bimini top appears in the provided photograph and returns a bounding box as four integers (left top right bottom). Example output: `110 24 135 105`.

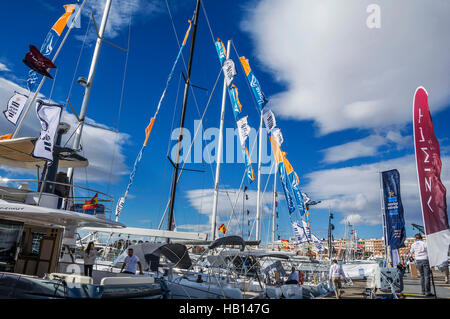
208 236 245 251
114 242 192 270
0 201 125 229
0 137 88 169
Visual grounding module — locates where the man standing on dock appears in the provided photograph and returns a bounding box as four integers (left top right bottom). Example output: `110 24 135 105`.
409 234 433 296
329 259 346 299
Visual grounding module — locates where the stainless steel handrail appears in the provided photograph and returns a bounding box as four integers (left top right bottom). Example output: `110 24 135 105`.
0 179 115 220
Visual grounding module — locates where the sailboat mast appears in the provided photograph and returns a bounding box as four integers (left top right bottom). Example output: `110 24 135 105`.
166 0 201 237
210 39 231 240
66 0 112 184
255 111 263 241
271 165 277 250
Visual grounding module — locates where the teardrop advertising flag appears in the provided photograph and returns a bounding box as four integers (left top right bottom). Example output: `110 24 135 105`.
413 86 450 267
381 169 406 250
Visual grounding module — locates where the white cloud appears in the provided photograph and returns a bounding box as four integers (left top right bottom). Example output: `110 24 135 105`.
304 154 450 226
341 214 364 226
78 0 162 43
321 131 411 164
183 188 276 235
242 0 450 135
321 135 386 164
0 76 130 184
0 62 10 72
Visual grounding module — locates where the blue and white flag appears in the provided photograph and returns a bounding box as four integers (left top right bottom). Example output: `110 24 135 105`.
239 56 268 110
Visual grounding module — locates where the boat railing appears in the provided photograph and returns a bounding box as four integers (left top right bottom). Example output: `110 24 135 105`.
0 178 115 220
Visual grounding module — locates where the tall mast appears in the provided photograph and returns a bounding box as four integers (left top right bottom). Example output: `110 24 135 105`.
271 165 277 250
66 0 112 184
210 39 231 240
166 0 201 238
255 111 264 241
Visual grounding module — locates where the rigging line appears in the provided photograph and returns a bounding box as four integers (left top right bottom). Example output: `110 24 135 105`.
157 67 222 230
200 0 217 45
165 72 183 157
107 14 132 194
158 72 183 227
47 68 58 102
64 14 92 108
225 127 261 232
175 68 221 186
164 0 202 118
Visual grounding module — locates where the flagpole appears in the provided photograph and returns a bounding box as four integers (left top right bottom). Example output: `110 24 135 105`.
379 171 390 265
271 163 277 250
255 110 263 241
211 39 231 240
12 0 87 139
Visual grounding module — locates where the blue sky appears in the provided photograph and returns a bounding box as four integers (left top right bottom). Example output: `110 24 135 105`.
0 0 449 243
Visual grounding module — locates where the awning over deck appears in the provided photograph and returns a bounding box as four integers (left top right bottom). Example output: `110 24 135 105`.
0 137 88 169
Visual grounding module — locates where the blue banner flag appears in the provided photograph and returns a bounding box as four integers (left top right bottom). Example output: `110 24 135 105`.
284 153 306 217
239 56 268 110
382 169 406 250
270 137 295 215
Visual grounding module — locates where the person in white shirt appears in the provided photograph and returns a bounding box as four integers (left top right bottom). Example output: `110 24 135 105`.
409 233 433 296
285 267 299 285
329 259 346 299
120 248 143 275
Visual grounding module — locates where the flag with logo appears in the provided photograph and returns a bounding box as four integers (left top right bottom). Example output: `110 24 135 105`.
83 193 99 210
32 100 62 162
270 136 295 215
263 109 276 133
3 92 28 125
26 4 77 90
292 221 309 244
311 233 325 253
214 38 227 65
23 45 57 79
283 152 306 217
281 239 289 248
381 169 406 250
239 56 268 110
222 58 237 87
228 84 242 118
413 86 450 267
272 128 283 146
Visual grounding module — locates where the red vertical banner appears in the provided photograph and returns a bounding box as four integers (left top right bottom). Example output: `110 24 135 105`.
413 87 450 266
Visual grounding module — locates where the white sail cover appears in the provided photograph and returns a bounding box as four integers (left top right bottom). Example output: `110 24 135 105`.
3 92 28 125
32 100 62 162
237 116 250 146
263 109 276 133
222 58 237 87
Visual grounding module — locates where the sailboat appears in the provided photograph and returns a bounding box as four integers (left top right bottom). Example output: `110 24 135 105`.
0 0 169 299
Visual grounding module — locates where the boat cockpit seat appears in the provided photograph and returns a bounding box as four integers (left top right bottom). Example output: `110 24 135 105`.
48 273 94 285
100 276 155 286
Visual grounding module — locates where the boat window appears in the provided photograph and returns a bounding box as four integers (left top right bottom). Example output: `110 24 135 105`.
0 219 24 271
31 232 47 255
